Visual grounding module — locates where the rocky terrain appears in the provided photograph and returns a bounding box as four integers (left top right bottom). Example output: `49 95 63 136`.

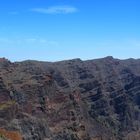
0 56 140 140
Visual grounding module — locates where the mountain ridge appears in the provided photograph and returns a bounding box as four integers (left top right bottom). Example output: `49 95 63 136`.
0 56 140 140
2 56 140 64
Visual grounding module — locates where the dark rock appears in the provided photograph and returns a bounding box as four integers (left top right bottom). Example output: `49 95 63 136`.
0 57 140 140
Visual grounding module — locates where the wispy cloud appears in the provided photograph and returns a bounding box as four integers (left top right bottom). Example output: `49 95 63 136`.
31 6 78 14
24 38 59 46
129 39 140 47
8 11 19 15
0 37 58 47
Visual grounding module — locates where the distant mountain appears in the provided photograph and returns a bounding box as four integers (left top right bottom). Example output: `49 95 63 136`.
0 57 140 140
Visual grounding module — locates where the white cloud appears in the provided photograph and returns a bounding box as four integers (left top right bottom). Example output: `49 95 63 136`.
31 6 78 14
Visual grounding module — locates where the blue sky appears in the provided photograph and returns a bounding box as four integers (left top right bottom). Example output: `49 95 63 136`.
0 0 139 61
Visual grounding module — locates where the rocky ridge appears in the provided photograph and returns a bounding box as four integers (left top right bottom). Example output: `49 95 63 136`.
0 57 140 140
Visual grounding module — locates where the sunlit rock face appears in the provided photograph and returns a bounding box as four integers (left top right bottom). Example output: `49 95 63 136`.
0 57 140 140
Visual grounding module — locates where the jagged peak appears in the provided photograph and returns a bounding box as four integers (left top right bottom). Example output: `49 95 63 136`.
0 58 11 68
0 57 10 63
54 58 82 64
104 56 114 59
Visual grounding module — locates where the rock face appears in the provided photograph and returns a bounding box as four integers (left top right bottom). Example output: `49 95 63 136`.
0 57 140 140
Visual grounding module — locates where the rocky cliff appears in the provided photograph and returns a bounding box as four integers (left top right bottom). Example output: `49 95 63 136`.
0 57 140 140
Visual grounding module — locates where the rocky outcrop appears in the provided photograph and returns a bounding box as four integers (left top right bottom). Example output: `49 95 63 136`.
0 57 140 140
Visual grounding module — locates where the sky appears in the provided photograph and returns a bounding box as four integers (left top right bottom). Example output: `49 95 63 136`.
0 0 139 62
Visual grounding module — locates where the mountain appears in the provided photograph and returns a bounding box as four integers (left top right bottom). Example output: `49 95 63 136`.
0 57 140 140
